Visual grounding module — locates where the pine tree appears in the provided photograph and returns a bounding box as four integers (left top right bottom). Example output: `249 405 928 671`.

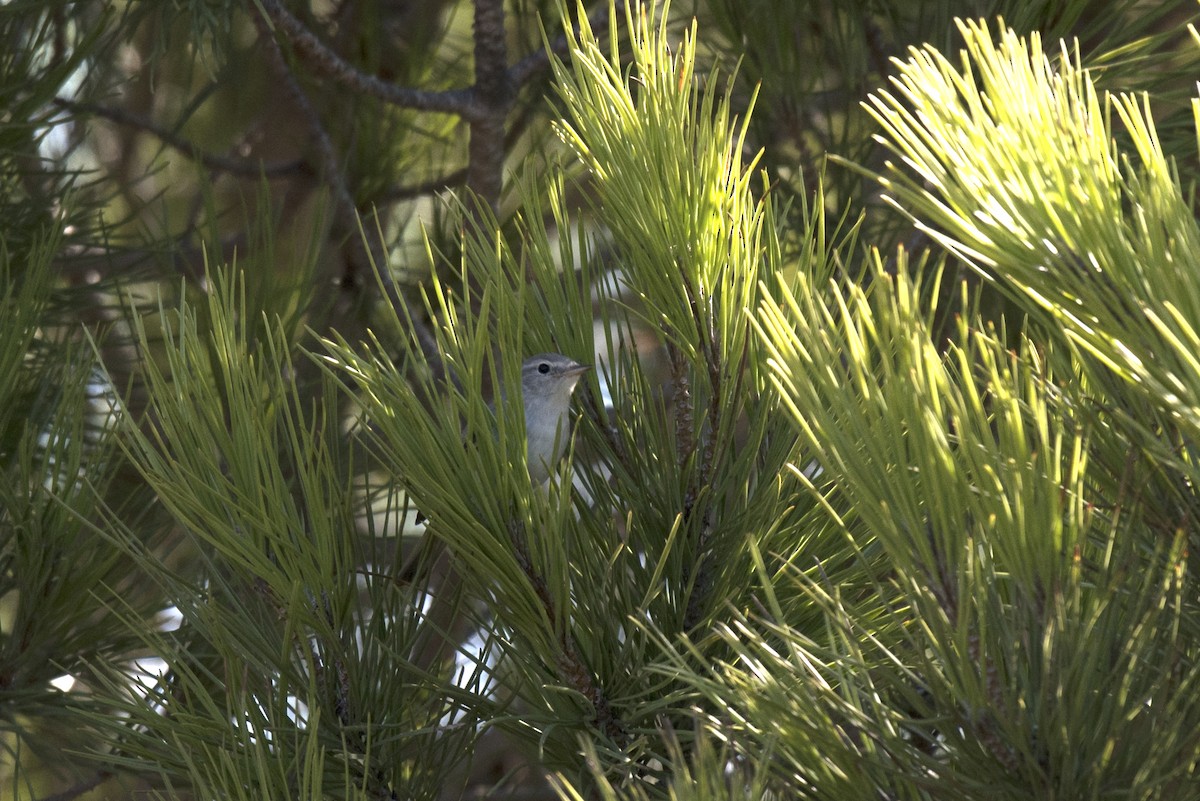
3 1 1200 800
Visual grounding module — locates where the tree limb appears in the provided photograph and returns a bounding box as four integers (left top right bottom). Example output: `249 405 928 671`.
465 0 512 209
52 97 306 178
254 0 484 119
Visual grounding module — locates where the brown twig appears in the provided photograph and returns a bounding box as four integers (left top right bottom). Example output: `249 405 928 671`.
255 4 448 380
255 0 610 215
507 518 627 745
669 341 694 475
254 0 483 119
251 8 379 278
465 0 512 210
246 0 612 371
54 233 250 283
666 326 711 630
34 772 115 801
509 1 612 88
52 97 306 178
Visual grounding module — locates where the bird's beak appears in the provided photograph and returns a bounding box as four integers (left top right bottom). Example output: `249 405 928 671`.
565 363 591 378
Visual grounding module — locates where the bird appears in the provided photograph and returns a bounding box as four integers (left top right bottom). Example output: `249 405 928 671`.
514 353 591 484
411 352 590 529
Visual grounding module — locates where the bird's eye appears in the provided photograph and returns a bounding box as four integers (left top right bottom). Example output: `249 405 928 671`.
537 362 551 374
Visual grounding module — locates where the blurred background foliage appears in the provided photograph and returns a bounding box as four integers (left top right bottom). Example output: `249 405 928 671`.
3 0 1200 799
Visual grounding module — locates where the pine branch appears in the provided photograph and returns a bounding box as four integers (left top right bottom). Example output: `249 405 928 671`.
465 0 512 209
247 0 448 378
253 0 610 215
507 517 628 745
509 2 611 89
253 0 483 118
249 5 379 280
51 97 305 178
35 770 115 801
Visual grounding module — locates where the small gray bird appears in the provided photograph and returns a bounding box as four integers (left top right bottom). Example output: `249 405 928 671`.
413 353 589 528
516 353 591 484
